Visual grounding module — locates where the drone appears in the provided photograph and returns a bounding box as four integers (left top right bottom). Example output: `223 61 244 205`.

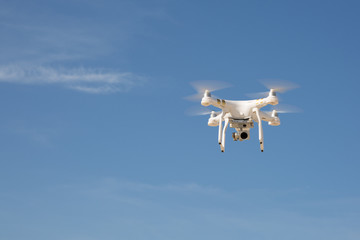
187 80 299 152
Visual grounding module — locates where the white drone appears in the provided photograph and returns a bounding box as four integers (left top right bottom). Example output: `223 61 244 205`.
187 80 299 152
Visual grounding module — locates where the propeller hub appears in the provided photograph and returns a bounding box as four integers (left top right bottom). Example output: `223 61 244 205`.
204 90 211 97
269 89 277 96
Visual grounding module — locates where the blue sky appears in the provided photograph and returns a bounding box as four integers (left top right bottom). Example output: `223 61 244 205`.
1 0 360 239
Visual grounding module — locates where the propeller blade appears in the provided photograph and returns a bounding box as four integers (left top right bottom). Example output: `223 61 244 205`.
260 79 299 93
190 80 231 93
184 93 204 101
185 106 220 116
247 80 299 99
266 104 302 114
185 80 231 101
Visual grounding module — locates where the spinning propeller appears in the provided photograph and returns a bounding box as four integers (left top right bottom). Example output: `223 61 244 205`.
247 79 299 98
185 106 221 116
261 79 299 93
264 104 302 114
185 80 231 101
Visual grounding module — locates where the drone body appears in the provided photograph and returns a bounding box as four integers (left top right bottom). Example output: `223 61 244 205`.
190 82 297 152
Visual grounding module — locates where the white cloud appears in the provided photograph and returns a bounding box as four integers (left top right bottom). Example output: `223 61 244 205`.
0 65 146 94
0 2 162 94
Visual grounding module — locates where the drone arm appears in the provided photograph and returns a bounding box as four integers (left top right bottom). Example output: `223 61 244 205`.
220 117 229 152
253 108 264 152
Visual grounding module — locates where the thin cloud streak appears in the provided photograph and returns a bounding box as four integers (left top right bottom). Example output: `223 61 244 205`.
99 178 224 195
54 178 360 240
0 65 146 94
0 1 169 65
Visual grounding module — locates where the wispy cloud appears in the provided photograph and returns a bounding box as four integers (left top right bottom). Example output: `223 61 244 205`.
0 1 166 64
7 177 360 240
12 124 55 146
53 178 360 240
0 65 146 93
96 178 224 195
58 178 227 208
0 1 166 93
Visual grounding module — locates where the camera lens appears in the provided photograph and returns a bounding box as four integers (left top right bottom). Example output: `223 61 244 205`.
240 132 248 139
